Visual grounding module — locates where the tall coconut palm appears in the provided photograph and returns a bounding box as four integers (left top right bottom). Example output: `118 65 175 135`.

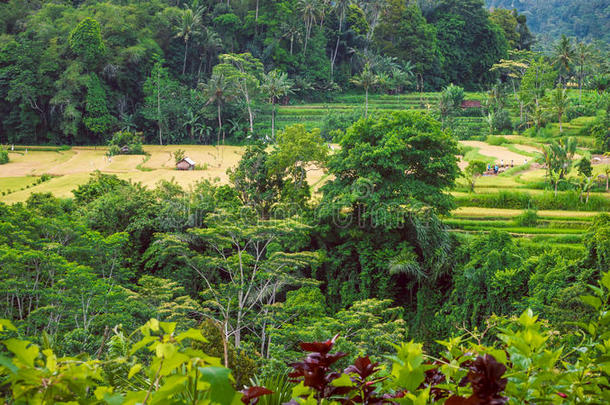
330 0 353 78
553 34 574 88
575 41 592 102
200 73 235 149
176 7 202 75
280 19 302 55
261 70 293 141
298 0 319 55
549 86 569 133
350 63 378 118
197 28 223 81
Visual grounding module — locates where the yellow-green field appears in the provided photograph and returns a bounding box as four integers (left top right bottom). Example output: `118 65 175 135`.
0 145 328 203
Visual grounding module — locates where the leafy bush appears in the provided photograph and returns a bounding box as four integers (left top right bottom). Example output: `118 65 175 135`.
173 148 186 164
107 131 144 156
486 136 510 146
490 108 513 132
514 209 539 226
0 147 8 164
319 108 363 141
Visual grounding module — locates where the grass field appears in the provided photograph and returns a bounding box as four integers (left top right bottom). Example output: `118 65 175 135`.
0 145 329 203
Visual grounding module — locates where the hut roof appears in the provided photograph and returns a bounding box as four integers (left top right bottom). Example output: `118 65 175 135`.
177 157 195 166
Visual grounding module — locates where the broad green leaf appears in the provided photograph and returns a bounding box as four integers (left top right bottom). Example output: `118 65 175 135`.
176 329 208 343
331 373 354 388
4 339 39 367
159 321 176 335
42 349 57 372
0 319 16 332
581 295 602 310
150 375 188 404
0 354 17 374
198 366 238 405
156 343 177 359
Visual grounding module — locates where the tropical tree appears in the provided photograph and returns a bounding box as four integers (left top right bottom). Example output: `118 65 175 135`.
548 169 563 197
548 85 569 133
350 63 378 118
261 70 293 141
214 53 263 134
197 28 223 81
539 137 577 179
464 160 488 193
200 73 235 148
330 0 353 78
299 0 319 55
176 7 202 75
575 41 592 102
554 34 574 88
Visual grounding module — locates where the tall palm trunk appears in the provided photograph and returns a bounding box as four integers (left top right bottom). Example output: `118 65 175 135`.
364 86 369 118
217 102 222 160
182 39 188 75
271 98 276 139
157 69 162 145
331 18 343 79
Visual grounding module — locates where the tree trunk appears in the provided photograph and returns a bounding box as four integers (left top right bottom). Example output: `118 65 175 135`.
244 83 254 133
222 321 229 367
558 112 562 133
271 100 276 140
217 102 222 160
364 87 368 118
555 181 558 197
182 39 188 75
330 18 343 80
255 0 259 21
157 69 162 145
606 176 609 192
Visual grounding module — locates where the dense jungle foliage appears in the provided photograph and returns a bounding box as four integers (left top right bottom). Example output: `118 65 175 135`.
0 109 609 402
1 0 610 403
1 0 608 145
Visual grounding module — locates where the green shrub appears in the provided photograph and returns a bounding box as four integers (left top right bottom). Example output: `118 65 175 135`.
107 130 144 156
486 135 510 146
514 209 539 227
0 148 9 164
173 148 186 164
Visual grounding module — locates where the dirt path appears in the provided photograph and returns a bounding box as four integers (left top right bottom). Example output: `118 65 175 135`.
460 141 531 165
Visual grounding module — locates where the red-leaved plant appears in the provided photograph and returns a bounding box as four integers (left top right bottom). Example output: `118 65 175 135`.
286 335 509 405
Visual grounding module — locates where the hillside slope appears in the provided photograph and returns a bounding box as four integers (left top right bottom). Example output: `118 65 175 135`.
486 0 610 43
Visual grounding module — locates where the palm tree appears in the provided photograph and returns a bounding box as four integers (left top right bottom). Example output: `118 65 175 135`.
182 108 201 141
554 35 575 88
575 41 592 102
350 63 378 118
548 86 569 133
200 73 235 149
197 28 222 81
298 0 319 55
330 0 353 78
549 169 563 197
580 176 593 204
280 19 302 55
261 70 293 140
176 7 202 75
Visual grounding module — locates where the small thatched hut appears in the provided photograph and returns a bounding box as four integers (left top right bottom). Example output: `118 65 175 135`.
176 157 196 171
